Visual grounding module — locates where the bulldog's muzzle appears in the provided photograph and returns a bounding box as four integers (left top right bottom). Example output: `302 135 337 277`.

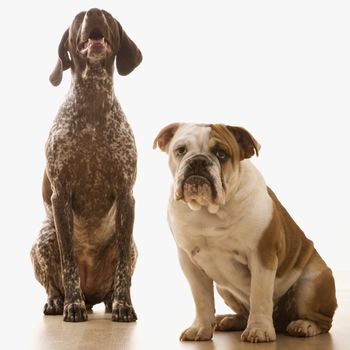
176 154 219 212
184 155 217 193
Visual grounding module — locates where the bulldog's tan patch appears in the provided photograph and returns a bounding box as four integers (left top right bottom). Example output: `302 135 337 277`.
209 124 261 201
209 124 241 166
258 187 315 276
209 124 242 198
210 124 260 160
258 187 337 334
306 267 337 330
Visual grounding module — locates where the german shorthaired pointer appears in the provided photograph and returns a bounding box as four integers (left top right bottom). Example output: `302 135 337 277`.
31 8 142 322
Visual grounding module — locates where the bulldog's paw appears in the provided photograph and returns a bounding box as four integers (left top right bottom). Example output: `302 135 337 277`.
43 298 64 315
63 301 88 322
287 319 322 337
215 314 247 331
241 324 276 343
180 325 214 341
112 301 137 322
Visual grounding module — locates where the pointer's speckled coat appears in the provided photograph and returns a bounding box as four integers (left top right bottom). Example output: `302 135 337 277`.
31 8 142 322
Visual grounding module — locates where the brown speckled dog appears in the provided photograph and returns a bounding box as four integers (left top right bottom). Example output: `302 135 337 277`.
31 8 142 322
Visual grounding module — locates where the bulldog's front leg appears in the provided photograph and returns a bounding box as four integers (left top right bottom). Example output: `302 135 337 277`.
178 248 216 341
241 255 276 343
51 189 87 322
112 191 137 322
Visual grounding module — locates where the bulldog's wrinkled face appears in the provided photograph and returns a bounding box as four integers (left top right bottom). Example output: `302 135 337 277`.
154 123 260 214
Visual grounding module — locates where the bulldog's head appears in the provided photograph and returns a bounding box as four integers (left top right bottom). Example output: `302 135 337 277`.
153 123 260 214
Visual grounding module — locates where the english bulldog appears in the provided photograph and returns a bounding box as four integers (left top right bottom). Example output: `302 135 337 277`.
153 123 337 342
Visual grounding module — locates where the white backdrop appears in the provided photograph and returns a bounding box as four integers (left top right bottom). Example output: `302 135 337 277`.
0 0 349 323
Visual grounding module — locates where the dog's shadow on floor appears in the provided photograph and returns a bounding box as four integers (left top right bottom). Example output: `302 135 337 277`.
32 311 336 350
211 331 335 350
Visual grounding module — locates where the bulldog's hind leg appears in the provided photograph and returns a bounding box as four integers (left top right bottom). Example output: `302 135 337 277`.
286 253 337 337
215 287 248 331
31 219 64 315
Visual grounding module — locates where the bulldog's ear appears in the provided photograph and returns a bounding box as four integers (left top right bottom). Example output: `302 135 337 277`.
115 21 142 76
49 28 71 86
227 126 261 159
153 123 181 152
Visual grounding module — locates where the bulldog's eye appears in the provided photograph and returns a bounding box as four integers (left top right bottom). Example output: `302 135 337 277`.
214 149 229 162
175 146 187 157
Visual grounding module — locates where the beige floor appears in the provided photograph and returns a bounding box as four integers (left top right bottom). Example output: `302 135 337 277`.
5 291 349 350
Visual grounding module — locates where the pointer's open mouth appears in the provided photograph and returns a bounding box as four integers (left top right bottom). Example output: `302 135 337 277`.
80 28 111 53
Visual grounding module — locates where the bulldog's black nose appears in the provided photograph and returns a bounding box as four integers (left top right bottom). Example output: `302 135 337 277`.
86 8 103 17
188 155 210 173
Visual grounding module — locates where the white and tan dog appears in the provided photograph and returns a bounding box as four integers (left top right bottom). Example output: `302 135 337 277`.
153 123 337 343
